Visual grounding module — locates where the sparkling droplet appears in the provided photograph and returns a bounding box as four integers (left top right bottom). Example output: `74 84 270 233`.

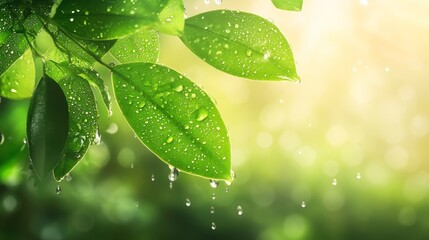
211 193 216 200
194 108 208 121
301 201 306 208
174 85 184 92
211 222 216 230
166 136 174 144
332 178 337 186
0 132 4 145
94 129 101 145
237 205 243 215
214 0 222 5
185 198 191 207
356 172 361 180
210 206 215 214
225 170 236 186
69 18 74 22
151 174 155 181
56 185 62 195
209 179 219 188
246 49 252 56
131 163 134 169
168 166 179 182
263 51 271 60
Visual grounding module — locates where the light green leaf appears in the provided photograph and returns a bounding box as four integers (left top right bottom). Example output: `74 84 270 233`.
155 0 185 36
110 29 159 64
0 49 35 99
181 10 299 81
272 0 303 11
80 68 111 112
112 63 231 181
54 74 98 181
27 76 69 180
53 0 168 40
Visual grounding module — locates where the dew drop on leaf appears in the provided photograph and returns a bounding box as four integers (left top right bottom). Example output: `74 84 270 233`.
210 179 219 188
194 108 208 121
166 136 174 144
212 193 216 200
56 185 62 195
246 49 252 57
237 205 243 215
185 198 191 207
174 85 184 92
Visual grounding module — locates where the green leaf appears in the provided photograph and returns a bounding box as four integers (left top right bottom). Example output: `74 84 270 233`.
110 29 159 64
181 10 299 81
155 0 185 36
80 68 112 112
0 33 30 77
112 63 231 181
272 0 303 11
53 0 168 40
27 76 69 180
0 48 35 99
54 74 98 181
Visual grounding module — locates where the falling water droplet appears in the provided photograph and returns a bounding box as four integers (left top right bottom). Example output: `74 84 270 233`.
0 132 4 145
169 181 173 189
237 205 243 215
214 0 222 4
94 129 101 145
210 206 215 214
301 201 306 208
168 166 179 182
212 193 216 200
211 222 216 230
332 178 337 186
210 179 219 188
65 174 72 182
356 172 361 180
225 187 229 193
185 198 191 207
135 202 139 208
131 163 134 169
225 170 236 186
56 185 62 195
204 0 210 4
151 174 155 181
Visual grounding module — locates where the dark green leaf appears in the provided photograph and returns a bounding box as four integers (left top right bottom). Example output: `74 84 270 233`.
27 76 69 180
156 0 185 36
54 74 98 181
109 29 159 64
0 49 35 99
272 0 303 11
53 0 168 40
112 63 231 181
181 10 299 81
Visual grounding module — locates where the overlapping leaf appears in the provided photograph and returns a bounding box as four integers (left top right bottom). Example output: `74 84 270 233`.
272 0 303 11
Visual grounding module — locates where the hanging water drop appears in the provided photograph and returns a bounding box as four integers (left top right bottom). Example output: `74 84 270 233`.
151 174 155 181
131 163 134 169
225 170 236 186
356 172 361 180
211 222 216 230
94 129 101 145
65 173 72 182
215 0 222 4
210 179 219 188
210 206 215 214
332 178 337 186
0 132 4 145
212 193 216 200
168 166 179 182
301 201 306 208
237 205 243 215
56 185 62 195
185 198 191 207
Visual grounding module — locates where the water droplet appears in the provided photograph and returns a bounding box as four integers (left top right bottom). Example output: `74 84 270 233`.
138 101 146 108
69 18 74 22
263 51 271 60
106 123 118 134
56 185 61 195
135 202 139 207
215 0 222 4
204 0 210 4
211 222 216 230
0 132 4 145
174 85 183 92
225 170 236 185
65 174 72 182
210 179 219 188
225 187 229 193
301 201 306 208
211 193 216 200
151 174 155 181
166 136 174 144
356 172 361 180
169 181 173 189
131 163 134 168
332 178 337 186
93 129 101 145
237 205 243 215
210 206 215 214
194 108 208 121
246 49 252 56
168 166 179 182
185 198 191 207
108 62 116 67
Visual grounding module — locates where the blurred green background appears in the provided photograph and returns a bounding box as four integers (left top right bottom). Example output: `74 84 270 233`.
2 0 429 239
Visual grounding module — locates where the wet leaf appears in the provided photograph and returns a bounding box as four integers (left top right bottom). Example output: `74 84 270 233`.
272 0 303 11
27 76 69 180
54 74 98 181
0 48 35 99
155 0 185 36
181 10 299 81
53 0 168 40
79 68 111 112
110 29 159 64
112 63 231 181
